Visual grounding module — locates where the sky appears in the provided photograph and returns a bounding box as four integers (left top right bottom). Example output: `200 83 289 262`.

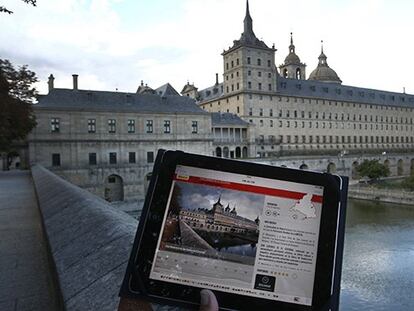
1 0 414 95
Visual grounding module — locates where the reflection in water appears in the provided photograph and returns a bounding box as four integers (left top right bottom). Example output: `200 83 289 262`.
216 243 257 257
340 199 414 311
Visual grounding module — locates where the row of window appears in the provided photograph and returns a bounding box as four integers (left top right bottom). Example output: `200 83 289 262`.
51 151 155 167
206 94 414 113
225 57 271 70
246 109 414 124
257 135 414 145
50 118 199 134
252 119 412 131
226 71 272 80
225 82 272 93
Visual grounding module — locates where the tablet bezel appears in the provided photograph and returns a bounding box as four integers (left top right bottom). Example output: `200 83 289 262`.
121 150 342 311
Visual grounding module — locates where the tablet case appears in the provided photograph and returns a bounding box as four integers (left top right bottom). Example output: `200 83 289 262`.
119 149 348 311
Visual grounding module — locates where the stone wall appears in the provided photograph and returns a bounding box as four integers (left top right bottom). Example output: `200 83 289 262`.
348 186 414 206
31 165 138 310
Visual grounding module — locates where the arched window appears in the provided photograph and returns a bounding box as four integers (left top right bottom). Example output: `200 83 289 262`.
296 68 301 79
283 69 288 78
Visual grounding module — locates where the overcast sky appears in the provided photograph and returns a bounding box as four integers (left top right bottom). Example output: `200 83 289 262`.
1 0 413 95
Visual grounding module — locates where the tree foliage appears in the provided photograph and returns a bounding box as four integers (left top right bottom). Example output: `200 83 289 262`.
0 59 37 153
356 160 390 180
1 0 36 14
401 176 414 191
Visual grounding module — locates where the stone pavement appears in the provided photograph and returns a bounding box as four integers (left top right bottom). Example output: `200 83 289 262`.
0 170 61 311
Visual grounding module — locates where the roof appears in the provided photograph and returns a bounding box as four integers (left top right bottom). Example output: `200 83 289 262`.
154 83 179 96
211 112 249 126
223 0 273 55
308 49 342 84
35 88 208 114
181 82 198 94
278 77 414 108
198 83 224 102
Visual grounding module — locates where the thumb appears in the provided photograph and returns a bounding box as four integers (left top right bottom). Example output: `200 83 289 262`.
199 289 219 311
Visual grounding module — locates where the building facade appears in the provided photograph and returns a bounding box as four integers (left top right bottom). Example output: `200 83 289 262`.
193 1 414 158
29 76 213 201
179 196 259 234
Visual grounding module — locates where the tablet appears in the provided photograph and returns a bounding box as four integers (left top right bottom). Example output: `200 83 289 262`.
120 150 348 311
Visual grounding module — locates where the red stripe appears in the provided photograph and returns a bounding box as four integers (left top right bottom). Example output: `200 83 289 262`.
174 175 323 203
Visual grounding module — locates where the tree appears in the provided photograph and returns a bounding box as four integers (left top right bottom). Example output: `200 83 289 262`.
0 59 37 168
1 0 36 14
356 160 390 180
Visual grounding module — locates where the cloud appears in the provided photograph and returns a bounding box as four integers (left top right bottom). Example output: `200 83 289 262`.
1 0 413 95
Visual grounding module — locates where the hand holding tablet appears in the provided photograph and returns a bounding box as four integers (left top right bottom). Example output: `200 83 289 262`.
120 150 348 311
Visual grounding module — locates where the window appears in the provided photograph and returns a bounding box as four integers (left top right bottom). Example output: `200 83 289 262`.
267 60 271 67
248 70 251 76
51 118 60 133
129 152 136 164
257 58 261 66
109 152 117 165
108 119 116 133
192 121 198 133
127 119 135 133
164 120 171 133
146 120 153 133
259 108 263 116
147 151 154 163
269 109 273 117
89 153 97 165
247 57 251 64
87 119 96 133
268 84 272 91
248 81 252 89
236 58 239 66
52 153 60 167
268 73 271 78
270 120 273 127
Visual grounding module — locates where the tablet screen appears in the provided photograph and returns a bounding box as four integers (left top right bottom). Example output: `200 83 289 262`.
149 165 324 306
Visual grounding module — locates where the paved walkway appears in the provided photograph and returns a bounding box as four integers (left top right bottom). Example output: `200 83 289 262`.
0 170 61 311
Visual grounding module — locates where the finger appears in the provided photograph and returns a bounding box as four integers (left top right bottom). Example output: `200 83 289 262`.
199 289 219 311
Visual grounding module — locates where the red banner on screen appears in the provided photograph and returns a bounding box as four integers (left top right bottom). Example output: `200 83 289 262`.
174 174 323 203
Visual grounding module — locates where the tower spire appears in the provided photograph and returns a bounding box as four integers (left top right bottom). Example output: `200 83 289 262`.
289 32 295 54
318 40 327 65
243 0 255 40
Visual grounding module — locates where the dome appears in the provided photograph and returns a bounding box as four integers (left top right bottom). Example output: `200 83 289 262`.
284 52 301 65
308 45 342 84
308 66 341 83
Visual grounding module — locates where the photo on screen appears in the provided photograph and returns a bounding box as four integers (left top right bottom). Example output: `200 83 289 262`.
159 181 264 265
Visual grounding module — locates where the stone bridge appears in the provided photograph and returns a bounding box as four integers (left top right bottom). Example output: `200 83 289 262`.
249 152 414 179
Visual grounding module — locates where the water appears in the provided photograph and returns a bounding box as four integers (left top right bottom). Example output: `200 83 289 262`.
340 199 414 310
216 243 257 257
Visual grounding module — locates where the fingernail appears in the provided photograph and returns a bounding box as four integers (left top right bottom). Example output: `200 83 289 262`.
200 289 210 306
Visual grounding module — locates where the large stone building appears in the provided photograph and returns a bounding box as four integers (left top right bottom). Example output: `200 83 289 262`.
29 75 214 201
179 196 259 234
192 1 414 158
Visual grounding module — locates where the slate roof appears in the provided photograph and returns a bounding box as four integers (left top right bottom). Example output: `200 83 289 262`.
154 83 180 96
36 88 208 114
198 77 414 109
277 77 414 108
198 83 224 102
211 113 249 126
